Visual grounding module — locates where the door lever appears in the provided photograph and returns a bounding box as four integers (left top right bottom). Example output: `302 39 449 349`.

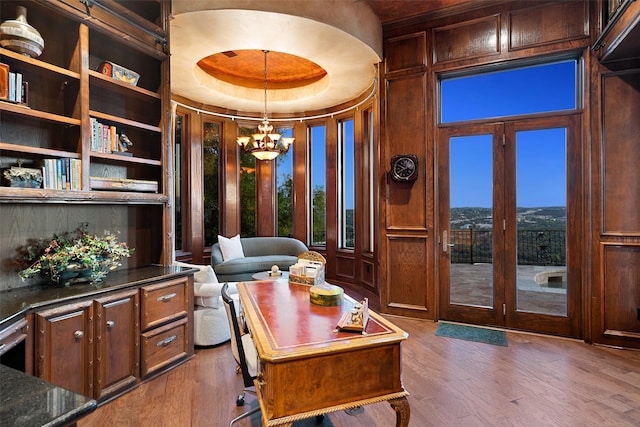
442 230 455 253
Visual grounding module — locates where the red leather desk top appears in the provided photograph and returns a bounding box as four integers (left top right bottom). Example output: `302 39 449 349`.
238 280 407 362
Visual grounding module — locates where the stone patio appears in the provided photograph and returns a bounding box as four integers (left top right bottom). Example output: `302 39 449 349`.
450 263 567 316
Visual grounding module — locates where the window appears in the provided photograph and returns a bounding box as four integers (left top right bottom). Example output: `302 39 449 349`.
338 118 355 249
364 109 375 252
239 126 256 237
174 113 185 251
203 121 220 246
276 127 294 237
441 60 577 123
309 125 326 246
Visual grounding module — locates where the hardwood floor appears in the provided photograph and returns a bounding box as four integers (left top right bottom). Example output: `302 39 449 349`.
79 316 640 426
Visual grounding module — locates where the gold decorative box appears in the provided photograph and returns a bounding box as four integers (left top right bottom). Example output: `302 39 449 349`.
309 283 344 306
289 269 325 286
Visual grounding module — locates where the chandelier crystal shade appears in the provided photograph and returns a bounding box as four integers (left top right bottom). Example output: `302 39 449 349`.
237 51 294 161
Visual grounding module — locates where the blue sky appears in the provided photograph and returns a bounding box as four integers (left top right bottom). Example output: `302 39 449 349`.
444 59 575 208
279 59 576 210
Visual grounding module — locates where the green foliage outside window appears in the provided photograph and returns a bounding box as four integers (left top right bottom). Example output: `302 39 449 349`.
240 148 256 237
203 122 220 246
277 173 293 237
312 185 326 245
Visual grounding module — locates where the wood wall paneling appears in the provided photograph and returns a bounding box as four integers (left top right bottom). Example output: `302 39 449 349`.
385 235 431 317
360 258 376 290
384 74 428 231
385 32 427 74
432 15 500 64
601 244 640 339
335 253 355 281
509 2 588 51
602 70 640 234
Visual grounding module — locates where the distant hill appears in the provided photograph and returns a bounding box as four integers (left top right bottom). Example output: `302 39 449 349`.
451 206 566 230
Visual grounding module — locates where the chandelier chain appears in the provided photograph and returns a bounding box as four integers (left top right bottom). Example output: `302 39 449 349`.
263 50 268 120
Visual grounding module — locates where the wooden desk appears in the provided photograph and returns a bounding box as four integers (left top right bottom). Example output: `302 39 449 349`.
238 280 410 426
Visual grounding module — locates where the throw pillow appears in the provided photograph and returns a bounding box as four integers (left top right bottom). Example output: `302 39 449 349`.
173 261 218 283
218 234 245 261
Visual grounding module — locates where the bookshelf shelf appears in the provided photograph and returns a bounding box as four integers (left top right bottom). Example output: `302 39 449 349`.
90 152 161 166
0 142 80 159
0 102 81 126
0 47 81 79
89 110 162 133
0 186 168 204
88 70 161 100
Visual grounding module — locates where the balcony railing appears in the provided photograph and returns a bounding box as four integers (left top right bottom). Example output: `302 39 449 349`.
450 229 566 266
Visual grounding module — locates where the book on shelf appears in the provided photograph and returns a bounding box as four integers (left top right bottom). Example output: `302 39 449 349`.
90 118 130 155
41 158 82 191
0 63 8 101
2 65 28 105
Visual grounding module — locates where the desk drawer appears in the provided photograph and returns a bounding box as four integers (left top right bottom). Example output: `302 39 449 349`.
140 318 188 376
140 278 188 331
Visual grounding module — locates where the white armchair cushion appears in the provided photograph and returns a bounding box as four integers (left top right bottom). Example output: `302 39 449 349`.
218 234 245 261
174 261 224 308
174 261 218 283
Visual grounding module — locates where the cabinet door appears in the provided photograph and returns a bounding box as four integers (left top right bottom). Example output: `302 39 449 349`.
36 301 93 396
94 289 140 400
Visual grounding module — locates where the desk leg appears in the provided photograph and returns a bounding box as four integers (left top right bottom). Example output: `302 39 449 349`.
389 396 410 427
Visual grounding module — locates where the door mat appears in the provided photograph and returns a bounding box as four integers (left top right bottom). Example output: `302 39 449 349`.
436 322 508 346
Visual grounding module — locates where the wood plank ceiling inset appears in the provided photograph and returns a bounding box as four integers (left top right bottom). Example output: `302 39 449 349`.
198 50 327 90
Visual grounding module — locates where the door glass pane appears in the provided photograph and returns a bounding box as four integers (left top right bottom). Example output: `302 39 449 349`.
449 134 494 308
516 129 567 316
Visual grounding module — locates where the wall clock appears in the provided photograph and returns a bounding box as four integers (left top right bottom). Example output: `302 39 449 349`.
390 154 419 182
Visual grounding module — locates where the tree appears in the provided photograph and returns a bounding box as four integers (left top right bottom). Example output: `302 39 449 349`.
312 185 326 245
277 174 293 237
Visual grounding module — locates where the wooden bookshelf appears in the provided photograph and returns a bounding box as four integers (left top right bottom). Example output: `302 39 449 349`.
0 0 172 275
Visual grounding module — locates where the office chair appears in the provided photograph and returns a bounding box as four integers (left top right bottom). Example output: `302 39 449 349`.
221 283 260 426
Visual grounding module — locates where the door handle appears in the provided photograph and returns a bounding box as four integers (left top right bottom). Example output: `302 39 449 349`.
442 230 454 253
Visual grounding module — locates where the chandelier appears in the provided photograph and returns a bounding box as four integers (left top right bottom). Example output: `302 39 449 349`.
237 50 295 161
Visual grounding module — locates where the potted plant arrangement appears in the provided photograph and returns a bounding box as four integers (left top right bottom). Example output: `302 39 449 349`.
18 226 134 285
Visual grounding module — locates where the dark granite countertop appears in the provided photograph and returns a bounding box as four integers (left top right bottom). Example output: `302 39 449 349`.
0 265 196 330
0 365 97 427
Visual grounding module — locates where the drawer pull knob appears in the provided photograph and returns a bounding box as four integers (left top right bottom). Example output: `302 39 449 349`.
157 293 177 302
74 330 84 339
106 320 115 329
157 335 177 347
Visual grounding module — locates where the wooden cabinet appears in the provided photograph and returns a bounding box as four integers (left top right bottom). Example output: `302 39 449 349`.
593 0 640 63
94 289 139 400
33 274 193 401
35 301 94 397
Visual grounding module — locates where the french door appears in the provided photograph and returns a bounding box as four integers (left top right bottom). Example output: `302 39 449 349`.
437 115 582 337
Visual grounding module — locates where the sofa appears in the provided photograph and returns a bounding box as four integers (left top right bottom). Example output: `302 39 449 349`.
211 236 308 282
